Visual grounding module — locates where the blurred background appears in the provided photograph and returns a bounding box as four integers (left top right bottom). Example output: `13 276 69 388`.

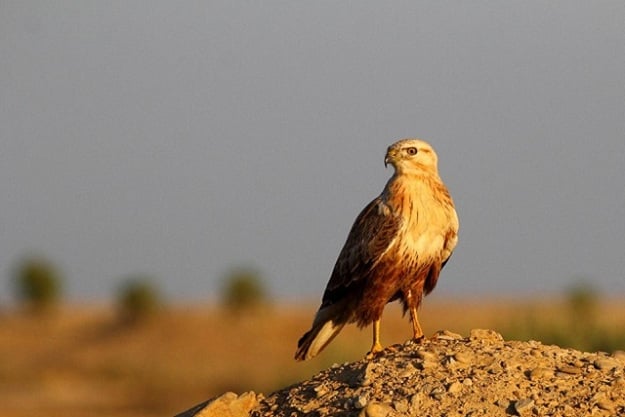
1 2 624 416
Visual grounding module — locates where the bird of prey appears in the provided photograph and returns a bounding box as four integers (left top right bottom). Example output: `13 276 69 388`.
295 138 458 361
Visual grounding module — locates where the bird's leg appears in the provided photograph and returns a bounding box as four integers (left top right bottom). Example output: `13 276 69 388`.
410 306 424 340
371 319 383 353
366 319 383 358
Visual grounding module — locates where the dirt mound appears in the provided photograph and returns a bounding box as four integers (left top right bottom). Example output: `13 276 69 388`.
178 329 625 417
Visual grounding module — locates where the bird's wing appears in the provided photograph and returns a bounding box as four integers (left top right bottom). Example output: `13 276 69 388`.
321 197 401 307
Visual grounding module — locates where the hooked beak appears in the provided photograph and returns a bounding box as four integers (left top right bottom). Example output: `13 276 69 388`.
384 148 394 168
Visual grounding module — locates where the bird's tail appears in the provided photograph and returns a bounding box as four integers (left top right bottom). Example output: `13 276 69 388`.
294 307 345 361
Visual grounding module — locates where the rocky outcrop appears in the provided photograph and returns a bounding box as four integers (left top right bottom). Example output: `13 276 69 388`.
177 329 625 417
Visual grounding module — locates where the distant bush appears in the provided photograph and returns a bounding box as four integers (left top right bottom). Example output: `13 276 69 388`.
116 276 162 323
565 281 598 325
499 281 625 353
221 268 268 313
13 255 63 313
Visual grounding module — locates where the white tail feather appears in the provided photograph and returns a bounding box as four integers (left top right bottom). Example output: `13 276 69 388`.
295 317 345 361
305 320 343 359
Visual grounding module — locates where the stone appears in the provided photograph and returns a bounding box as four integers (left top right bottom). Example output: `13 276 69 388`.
596 399 614 412
313 384 328 398
433 330 463 340
354 393 369 409
469 329 503 341
447 381 463 394
430 386 445 400
594 358 618 371
556 365 582 375
360 401 394 417
194 391 257 417
409 392 426 410
393 399 409 413
529 367 553 381
514 398 534 414
416 349 437 362
453 350 472 364
361 362 377 386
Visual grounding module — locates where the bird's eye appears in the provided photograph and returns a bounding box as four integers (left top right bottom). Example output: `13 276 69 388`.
406 147 418 155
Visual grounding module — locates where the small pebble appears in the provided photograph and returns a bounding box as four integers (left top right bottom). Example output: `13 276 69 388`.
361 402 394 417
557 365 582 375
447 381 463 394
529 367 554 381
398 362 417 378
433 330 463 340
409 392 425 409
454 351 472 364
596 400 615 411
514 398 534 413
416 350 437 361
361 363 376 386
430 386 445 400
495 398 510 408
594 358 617 371
393 399 409 413
313 384 328 398
354 394 369 409
470 329 503 341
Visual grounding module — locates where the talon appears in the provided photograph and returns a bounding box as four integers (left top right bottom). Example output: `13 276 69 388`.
366 341 383 359
406 336 424 345
365 350 379 360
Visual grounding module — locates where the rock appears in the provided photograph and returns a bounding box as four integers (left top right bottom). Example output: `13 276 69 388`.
514 398 534 414
432 330 463 340
415 349 437 362
469 328 503 341
453 350 472 364
446 381 463 394
178 331 625 417
313 383 328 398
393 399 409 413
409 392 426 411
360 401 394 417
354 393 369 409
556 365 582 375
398 362 417 378
594 358 619 371
529 367 553 381
178 391 257 417
596 399 615 412
361 362 377 386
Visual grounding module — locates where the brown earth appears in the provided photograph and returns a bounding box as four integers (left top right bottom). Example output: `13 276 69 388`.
2 299 624 417
180 329 625 417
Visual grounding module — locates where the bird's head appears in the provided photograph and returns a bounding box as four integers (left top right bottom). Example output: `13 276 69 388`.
384 138 439 175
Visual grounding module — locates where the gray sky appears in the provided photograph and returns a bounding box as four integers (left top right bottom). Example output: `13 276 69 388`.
1 2 624 303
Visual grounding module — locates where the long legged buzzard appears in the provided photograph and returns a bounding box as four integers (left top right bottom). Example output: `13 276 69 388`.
295 139 459 360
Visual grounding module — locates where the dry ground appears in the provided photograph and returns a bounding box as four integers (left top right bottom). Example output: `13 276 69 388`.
0 297 624 417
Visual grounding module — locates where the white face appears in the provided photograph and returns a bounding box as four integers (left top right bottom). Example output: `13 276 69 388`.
385 139 438 172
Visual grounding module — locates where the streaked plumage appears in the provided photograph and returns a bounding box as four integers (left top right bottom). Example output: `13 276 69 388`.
295 139 458 361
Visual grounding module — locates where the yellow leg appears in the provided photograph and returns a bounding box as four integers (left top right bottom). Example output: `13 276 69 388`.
410 306 424 340
367 319 383 357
